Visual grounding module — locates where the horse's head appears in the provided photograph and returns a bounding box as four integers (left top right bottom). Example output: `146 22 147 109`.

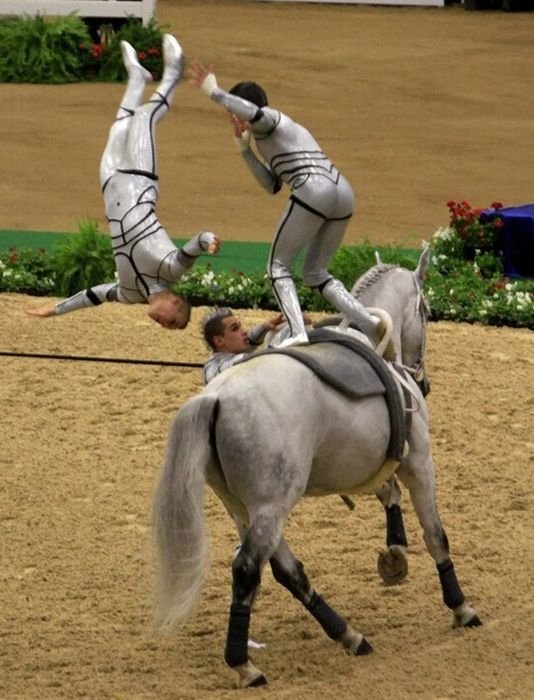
402 248 431 396
352 247 432 397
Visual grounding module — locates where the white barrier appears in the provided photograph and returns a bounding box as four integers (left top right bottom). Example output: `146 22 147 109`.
256 0 445 7
0 0 157 25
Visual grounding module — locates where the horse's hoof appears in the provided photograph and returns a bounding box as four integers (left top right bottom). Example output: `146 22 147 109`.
377 545 408 584
356 637 373 656
465 614 483 628
249 674 268 687
340 628 374 656
235 660 267 688
452 603 483 629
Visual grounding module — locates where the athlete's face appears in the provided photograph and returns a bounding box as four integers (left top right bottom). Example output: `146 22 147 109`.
213 316 250 354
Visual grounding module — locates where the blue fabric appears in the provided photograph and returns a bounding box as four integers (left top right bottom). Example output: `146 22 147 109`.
480 204 534 279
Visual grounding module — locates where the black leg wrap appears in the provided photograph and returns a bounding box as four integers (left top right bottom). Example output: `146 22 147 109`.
386 504 408 548
306 592 347 640
224 603 250 668
437 559 465 610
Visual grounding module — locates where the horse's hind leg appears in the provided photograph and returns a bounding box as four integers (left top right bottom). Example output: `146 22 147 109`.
224 507 286 688
270 537 373 657
375 476 409 584
399 460 482 629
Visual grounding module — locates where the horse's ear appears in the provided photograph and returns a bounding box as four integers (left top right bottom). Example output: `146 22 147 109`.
415 245 431 281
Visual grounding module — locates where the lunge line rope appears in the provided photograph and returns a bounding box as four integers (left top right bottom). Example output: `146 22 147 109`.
0 350 203 369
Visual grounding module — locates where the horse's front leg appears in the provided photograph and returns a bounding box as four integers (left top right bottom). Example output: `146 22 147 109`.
270 537 373 657
399 459 482 629
375 476 409 584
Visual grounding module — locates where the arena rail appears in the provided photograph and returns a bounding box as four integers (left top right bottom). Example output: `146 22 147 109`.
0 0 156 25
256 0 445 7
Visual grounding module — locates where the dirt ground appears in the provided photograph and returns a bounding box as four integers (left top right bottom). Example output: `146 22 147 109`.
2 295 534 699
1 1 534 699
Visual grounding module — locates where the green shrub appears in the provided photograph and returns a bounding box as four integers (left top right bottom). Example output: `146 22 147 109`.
0 14 166 83
51 220 115 296
1 208 533 329
0 247 56 294
0 14 92 83
426 200 534 328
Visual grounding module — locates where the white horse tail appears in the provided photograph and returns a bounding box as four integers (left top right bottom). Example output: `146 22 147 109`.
152 395 218 632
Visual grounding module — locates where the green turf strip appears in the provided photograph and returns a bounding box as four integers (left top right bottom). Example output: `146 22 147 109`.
0 229 271 276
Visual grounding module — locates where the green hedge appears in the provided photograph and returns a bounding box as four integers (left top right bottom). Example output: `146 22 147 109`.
0 14 167 83
1 213 533 329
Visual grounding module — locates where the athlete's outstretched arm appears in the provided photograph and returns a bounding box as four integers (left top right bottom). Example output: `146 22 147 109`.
189 61 259 123
25 283 120 317
190 62 280 193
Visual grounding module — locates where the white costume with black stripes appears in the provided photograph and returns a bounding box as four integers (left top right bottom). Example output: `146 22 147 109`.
56 38 216 316
205 84 378 344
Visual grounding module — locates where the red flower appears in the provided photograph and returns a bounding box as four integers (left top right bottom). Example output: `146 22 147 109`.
139 51 147 60
490 201 503 210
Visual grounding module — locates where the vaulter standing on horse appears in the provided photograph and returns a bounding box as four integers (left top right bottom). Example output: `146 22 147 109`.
189 60 394 358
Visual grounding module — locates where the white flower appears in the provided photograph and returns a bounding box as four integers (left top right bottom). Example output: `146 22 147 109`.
432 226 455 241
201 270 215 285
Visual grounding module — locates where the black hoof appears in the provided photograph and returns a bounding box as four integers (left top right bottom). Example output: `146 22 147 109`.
357 637 373 655
250 674 268 687
466 615 483 628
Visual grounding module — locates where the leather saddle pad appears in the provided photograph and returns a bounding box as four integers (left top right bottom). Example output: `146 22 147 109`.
243 327 409 462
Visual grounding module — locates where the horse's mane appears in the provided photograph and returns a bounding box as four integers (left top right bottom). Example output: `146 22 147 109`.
352 263 399 299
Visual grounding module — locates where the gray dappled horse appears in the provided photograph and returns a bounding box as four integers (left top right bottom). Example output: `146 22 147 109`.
152 248 481 687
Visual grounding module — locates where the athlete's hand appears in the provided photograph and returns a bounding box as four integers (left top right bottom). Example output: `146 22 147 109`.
231 114 251 152
207 235 221 255
199 231 221 255
25 303 57 317
264 313 285 331
189 60 218 97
